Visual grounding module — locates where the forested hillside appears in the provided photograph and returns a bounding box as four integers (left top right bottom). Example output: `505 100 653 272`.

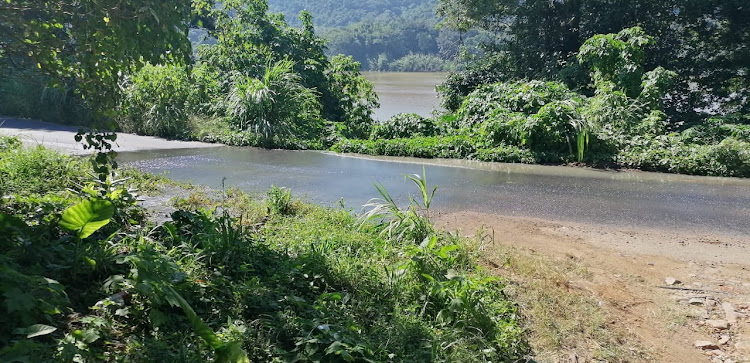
268 0 434 27
267 0 468 71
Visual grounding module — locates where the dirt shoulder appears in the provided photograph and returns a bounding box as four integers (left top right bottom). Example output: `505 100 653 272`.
0 117 220 155
434 211 750 363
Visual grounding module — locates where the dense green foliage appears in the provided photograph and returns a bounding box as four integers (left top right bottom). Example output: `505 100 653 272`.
372 113 439 139
0 0 198 119
1 0 379 147
120 64 193 138
116 0 380 146
338 27 750 177
0 140 528 361
436 0 750 117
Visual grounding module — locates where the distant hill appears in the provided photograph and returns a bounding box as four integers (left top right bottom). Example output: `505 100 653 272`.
266 0 463 71
267 0 436 27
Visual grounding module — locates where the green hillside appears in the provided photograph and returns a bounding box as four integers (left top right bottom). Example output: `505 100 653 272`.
267 0 436 27
267 0 464 71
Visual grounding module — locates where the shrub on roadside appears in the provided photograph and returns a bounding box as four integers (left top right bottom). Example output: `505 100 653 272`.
334 135 477 159
0 142 84 195
617 136 750 177
524 100 582 154
371 113 439 140
455 80 579 130
437 53 508 112
120 64 192 139
475 110 528 146
474 145 537 163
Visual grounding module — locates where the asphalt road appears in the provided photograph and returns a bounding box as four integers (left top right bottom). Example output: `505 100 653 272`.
0 116 220 155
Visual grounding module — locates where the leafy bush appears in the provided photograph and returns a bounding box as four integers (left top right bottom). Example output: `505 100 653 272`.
0 144 85 195
681 115 750 144
455 81 580 129
334 135 478 159
224 59 322 148
476 110 528 146
0 136 22 151
617 136 750 177
437 54 508 112
360 169 436 244
578 27 653 97
388 53 448 72
371 113 439 140
120 64 192 138
267 185 294 215
324 55 379 139
524 100 583 154
473 145 537 164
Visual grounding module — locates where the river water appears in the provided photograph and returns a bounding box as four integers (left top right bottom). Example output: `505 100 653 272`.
120 147 750 237
363 72 445 121
119 72 750 237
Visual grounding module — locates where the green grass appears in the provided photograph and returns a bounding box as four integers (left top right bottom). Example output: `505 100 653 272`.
0 140 528 362
0 138 86 195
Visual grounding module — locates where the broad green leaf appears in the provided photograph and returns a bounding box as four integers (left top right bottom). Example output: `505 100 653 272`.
59 199 114 239
26 324 57 338
81 328 100 343
165 286 223 350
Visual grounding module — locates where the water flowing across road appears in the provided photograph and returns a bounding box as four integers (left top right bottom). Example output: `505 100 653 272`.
121 146 750 238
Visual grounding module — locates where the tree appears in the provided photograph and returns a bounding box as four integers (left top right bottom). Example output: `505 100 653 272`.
0 0 200 115
436 0 749 116
195 1 378 143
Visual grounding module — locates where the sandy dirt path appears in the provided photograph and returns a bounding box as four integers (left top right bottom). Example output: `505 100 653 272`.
0 117 220 155
435 211 750 362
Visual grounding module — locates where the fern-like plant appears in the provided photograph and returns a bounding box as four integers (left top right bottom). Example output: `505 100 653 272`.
359 167 436 243
224 59 320 147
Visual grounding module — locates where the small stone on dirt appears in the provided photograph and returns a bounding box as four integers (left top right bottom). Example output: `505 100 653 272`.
718 335 730 345
695 340 719 350
722 302 739 323
690 298 705 305
706 320 730 329
665 277 681 285
691 308 710 319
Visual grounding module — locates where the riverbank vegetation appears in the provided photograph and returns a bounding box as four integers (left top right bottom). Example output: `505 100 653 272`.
1 0 748 178
0 137 528 361
335 20 750 177
1 0 380 148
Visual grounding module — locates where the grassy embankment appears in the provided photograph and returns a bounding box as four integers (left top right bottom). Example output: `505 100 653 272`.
0 136 529 361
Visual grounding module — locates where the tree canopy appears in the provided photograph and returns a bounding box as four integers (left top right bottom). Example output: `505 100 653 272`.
436 0 750 115
0 0 201 113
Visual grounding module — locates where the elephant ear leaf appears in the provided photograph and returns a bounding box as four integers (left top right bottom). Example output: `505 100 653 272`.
59 199 115 239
